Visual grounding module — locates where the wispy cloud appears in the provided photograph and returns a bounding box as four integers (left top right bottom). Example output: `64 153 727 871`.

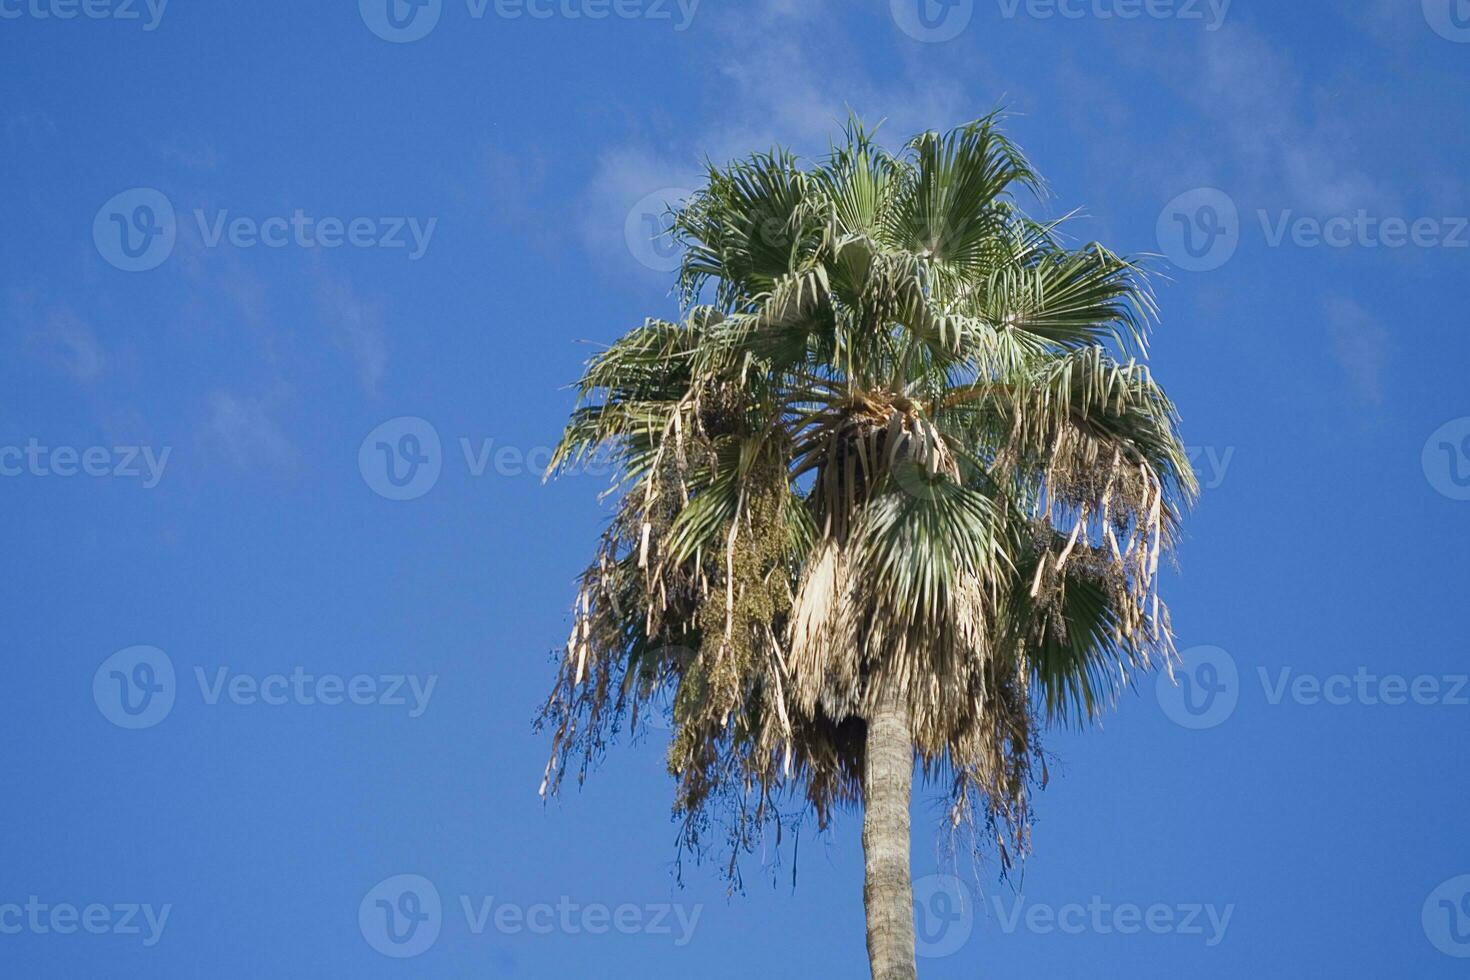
37 305 108 383
175 236 274 336
160 134 220 172
1132 21 1395 215
579 145 702 282
1200 27 1387 213
201 388 296 470
3 109 56 149
8 291 108 384
579 0 971 281
315 270 389 398
1325 297 1391 406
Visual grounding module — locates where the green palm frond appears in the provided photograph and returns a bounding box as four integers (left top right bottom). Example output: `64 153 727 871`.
540 114 1196 882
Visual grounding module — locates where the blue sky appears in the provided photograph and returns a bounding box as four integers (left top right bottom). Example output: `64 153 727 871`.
3 0 1469 976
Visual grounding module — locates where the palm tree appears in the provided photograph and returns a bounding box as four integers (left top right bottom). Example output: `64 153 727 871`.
540 114 1196 979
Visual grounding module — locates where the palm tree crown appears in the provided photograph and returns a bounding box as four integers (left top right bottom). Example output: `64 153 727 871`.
540 114 1197 883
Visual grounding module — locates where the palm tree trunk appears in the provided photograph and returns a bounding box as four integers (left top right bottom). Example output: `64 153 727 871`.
863 685 916 980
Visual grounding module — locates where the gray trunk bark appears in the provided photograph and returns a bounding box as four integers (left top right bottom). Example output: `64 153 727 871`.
862 686 917 980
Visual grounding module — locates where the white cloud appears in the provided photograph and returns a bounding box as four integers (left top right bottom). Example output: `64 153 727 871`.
3 109 56 149
315 271 389 398
160 134 220 172
579 0 973 282
9 295 108 383
38 305 108 383
579 144 702 282
202 388 295 469
1325 297 1391 406
1160 22 1395 214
